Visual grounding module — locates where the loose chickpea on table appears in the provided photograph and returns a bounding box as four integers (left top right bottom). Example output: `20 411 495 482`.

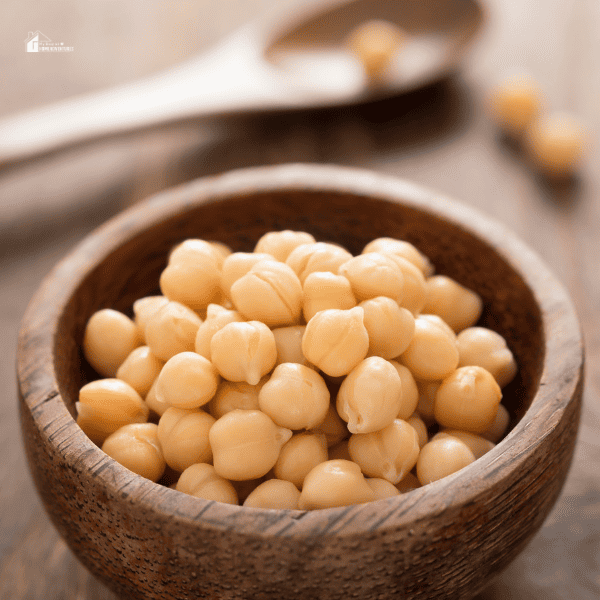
78 229 518 510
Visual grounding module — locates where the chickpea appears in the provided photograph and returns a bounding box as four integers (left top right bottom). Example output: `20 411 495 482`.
116 346 164 398
423 275 483 333
348 419 420 484
208 378 265 420
328 440 352 462
379 254 427 315
388 361 419 420
482 403 510 443
360 296 415 359
302 307 369 377
416 436 476 485
336 356 402 434
338 253 404 303
144 301 202 362
395 472 421 493
406 413 428 449
132 296 169 342
77 378 149 445
176 463 238 505
362 238 433 276
220 252 275 299
272 325 313 369
311 403 349 448
157 407 215 472
230 260 303 327
102 423 165 482
155 352 220 410
254 230 316 262
83 309 142 377
457 327 517 388
243 479 301 509
210 321 277 385
302 272 357 322
209 410 292 480
434 430 495 459
144 378 169 419
400 314 459 381
366 478 401 500
298 460 375 510
273 431 328 489
286 242 353 284
168 238 225 269
194 304 243 360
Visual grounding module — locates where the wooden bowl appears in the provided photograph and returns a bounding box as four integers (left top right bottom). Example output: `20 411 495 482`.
17 164 583 600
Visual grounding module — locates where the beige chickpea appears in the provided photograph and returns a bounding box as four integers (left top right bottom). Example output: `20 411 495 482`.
434 430 495 459
77 379 149 445
116 346 164 398
132 296 169 342
400 314 459 381
254 230 316 262
298 459 375 510
457 327 518 388
83 309 142 377
208 378 265 420
366 478 401 500
194 304 243 360
259 363 330 430
169 238 225 269
302 307 369 377
336 356 402 434
230 260 303 327
286 242 353 284
209 410 292 480
362 238 434 276
302 272 357 322
220 252 274 299
311 403 349 448
416 436 476 485
210 321 277 385
395 472 421 493
423 275 483 333
243 479 301 509
388 361 419 420
328 440 352 461
157 407 215 472
338 253 404 303
155 352 219 410
272 325 313 369
434 366 502 434
102 423 165 482
274 432 328 489
144 301 202 362
379 254 427 315
360 296 415 359
482 403 510 443
348 419 420 484
406 413 428 449
415 379 440 425
144 379 170 419
176 463 238 505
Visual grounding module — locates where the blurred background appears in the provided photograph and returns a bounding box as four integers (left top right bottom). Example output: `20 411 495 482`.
1 0 599 598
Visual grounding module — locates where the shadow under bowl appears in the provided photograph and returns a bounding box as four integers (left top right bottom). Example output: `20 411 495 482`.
17 163 583 600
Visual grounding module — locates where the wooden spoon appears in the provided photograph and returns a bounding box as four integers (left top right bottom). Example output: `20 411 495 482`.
0 0 484 163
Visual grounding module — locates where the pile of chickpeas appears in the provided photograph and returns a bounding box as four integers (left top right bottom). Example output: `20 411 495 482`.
77 231 517 510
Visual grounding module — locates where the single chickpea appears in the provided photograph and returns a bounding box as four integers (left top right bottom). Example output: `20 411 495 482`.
366 478 401 500
336 356 402 434
311 403 349 448
230 260 303 327
210 321 277 385
415 379 440 425
434 366 502 434
328 440 352 461
272 325 313 369
77 379 149 445
132 296 169 342
482 403 510 443
360 296 415 359
434 430 495 459
144 379 170 419
395 472 421 493
169 238 225 269
274 431 328 489
208 378 265 420
83 309 142 377
157 407 215 472
457 326 517 388
423 275 483 333
348 419 420 484
155 352 219 410
406 413 428 449
102 423 165 482
286 242 353 284
525 112 588 178
259 363 330 430
144 301 202 362
400 314 459 381
194 304 243 360
302 272 357 322
487 74 544 137
243 479 301 509
254 230 316 262
362 238 434 276
116 346 164 398
416 436 476 485
298 459 375 510
338 253 404 303
388 361 419 420
379 254 427 315
302 307 369 377
176 463 238 505
209 410 292 480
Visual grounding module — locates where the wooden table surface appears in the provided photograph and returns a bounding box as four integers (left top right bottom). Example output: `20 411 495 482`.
1 0 599 598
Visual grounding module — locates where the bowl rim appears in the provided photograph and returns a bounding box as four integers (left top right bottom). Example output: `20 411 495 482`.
18 162 584 538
